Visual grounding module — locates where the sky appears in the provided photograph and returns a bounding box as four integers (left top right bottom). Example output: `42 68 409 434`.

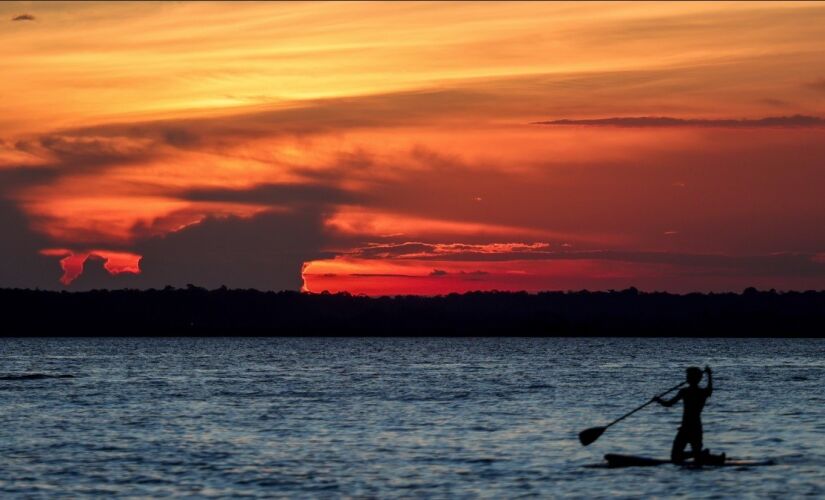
2 1 825 294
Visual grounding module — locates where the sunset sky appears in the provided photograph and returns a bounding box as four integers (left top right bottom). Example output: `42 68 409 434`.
3 1 825 294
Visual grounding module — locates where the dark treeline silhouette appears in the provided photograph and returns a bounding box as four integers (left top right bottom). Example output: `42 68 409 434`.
1 286 824 336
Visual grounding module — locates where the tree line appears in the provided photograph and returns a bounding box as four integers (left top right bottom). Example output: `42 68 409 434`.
1 286 823 336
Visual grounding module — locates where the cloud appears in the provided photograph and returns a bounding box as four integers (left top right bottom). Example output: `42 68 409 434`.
14 134 155 167
0 199 61 289
181 183 361 207
40 204 337 291
351 242 553 260
0 167 60 196
429 269 448 276
33 62 825 169
350 273 422 279
2 86 497 192
5 66 825 290
533 115 825 128
4 134 160 193
346 241 825 277
61 87 493 152
66 255 118 290
128 207 335 290
12 14 35 22
806 79 825 93
14 72 822 200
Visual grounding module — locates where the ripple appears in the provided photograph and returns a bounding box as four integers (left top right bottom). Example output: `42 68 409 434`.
0 373 75 381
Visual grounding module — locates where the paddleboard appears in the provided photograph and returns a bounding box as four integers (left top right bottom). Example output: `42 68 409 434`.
600 454 774 468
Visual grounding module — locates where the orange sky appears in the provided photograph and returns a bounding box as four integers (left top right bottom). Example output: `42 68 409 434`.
2 1 825 293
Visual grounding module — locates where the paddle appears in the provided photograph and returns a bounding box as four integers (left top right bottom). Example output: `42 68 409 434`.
578 380 687 446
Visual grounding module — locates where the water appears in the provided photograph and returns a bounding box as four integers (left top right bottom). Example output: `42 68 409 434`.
1 338 823 498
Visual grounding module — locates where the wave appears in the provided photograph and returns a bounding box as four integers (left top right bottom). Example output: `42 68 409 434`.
0 373 74 381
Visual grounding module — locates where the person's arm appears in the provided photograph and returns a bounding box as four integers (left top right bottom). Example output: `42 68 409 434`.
655 389 683 407
704 365 713 397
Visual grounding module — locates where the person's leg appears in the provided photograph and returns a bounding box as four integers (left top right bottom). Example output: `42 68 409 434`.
689 430 704 464
670 428 688 463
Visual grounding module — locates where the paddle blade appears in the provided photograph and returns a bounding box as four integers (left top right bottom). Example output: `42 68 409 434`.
579 426 606 446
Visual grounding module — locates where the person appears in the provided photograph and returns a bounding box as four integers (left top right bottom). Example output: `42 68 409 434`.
654 365 719 464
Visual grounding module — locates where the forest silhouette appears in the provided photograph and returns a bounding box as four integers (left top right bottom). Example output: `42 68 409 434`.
1 287 823 336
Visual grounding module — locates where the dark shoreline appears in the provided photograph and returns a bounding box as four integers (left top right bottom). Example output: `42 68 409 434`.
2 287 824 337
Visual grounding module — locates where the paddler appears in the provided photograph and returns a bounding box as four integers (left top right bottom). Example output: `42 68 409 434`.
654 365 721 464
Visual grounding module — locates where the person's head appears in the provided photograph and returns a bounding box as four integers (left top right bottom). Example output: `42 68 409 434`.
686 366 703 386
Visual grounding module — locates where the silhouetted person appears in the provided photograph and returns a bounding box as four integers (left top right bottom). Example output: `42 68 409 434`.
655 366 718 464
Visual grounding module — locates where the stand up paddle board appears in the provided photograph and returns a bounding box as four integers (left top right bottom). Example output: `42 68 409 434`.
600 454 774 468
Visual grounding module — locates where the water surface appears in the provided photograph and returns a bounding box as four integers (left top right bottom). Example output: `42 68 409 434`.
1 338 823 498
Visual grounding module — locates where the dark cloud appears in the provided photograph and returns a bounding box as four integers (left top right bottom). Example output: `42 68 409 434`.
12 14 35 21
0 167 60 196
533 115 825 128
0 199 61 289
0 171 367 290
68 255 126 291
5 134 160 193
429 269 448 276
162 128 200 148
19 134 152 165
0 197 339 291
129 207 335 290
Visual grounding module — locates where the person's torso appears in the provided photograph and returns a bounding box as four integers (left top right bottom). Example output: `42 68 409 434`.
681 386 708 427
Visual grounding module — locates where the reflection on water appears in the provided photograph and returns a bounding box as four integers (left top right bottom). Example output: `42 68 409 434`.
1 338 823 497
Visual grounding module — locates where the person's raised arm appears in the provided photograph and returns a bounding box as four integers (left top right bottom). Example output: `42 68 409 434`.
704 365 713 397
655 389 683 408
